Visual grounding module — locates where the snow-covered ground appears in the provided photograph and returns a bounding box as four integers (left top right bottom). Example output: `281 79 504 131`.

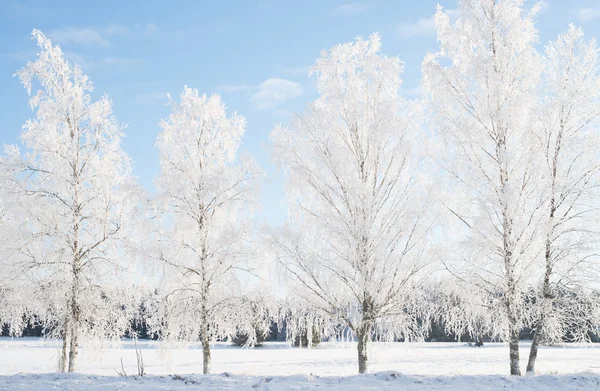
1 338 599 390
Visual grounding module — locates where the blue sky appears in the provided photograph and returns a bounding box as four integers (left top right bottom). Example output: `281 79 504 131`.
1 0 600 225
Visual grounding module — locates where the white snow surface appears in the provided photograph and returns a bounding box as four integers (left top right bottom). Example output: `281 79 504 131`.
1 338 599 390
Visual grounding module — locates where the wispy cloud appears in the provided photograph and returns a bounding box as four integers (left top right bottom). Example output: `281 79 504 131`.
396 16 436 38
48 24 160 47
216 78 304 110
250 78 303 110
396 9 457 39
62 51 92 68
62 51 138 72
332 3 369 15
144 24 160 35
50 27 111 47
573 7 600 22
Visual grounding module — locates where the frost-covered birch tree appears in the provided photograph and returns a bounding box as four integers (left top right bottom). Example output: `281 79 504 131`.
526 25 600 374
422 0 545 376
0 30 138 372
271 34 435 374
0 201 29 336
151 87 263 375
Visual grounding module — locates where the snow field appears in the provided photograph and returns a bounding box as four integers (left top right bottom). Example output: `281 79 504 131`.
1 338 600 390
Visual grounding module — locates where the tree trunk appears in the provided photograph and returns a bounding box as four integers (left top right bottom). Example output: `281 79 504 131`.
68 162 81 374
201 334 211 375
358 327 371 373
499 148 520 376
527 202 555 374
508 320 521 376
200 294 211 374
67 273 80 373
357 297 374 374
68 321 79 372
502 218 520 374
59 327 69 372
505 275 521 375
526 320 543 374
357 323 371 374
199 234 211 375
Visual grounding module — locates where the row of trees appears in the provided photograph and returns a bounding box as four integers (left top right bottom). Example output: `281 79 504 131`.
1 0 600 377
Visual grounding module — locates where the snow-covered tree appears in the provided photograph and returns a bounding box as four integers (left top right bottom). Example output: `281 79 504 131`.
231 293 277 347
0 248 31 337
526 25 600 373
0 200 22 334
433 279 509 346
271 34 435 374
0 30 139 372
150 87 263 374
422 1 545 375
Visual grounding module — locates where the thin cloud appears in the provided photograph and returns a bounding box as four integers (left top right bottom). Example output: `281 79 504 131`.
573 7 600 22
62 51 138 72
396 9 457 39
62 51 92 69
48 24 159 47
144 24 160 35
250 78 303 110
396 16 436 38
50 27 111 47
332 3 369 15
216 78 304 110
104 24 132 37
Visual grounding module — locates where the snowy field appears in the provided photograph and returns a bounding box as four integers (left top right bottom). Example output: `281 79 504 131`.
1 338 600 390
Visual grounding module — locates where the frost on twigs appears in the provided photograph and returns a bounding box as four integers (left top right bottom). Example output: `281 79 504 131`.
423 0 600 376
423 0 546 376
148 87 264 374
231 295 276 347
271 33 436 373
0 29 140 372
524 24 600 373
